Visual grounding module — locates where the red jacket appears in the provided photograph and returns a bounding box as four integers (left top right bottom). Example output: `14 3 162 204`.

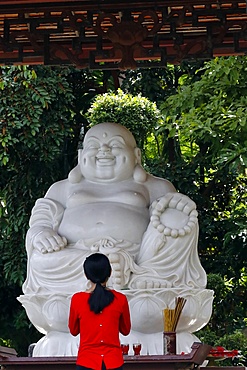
69 290 131 370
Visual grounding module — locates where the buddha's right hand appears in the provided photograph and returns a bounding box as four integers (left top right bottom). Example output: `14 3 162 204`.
32 228 67 253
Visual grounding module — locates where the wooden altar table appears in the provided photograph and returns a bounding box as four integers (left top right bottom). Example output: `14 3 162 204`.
1 343 245 370
0 342 211 370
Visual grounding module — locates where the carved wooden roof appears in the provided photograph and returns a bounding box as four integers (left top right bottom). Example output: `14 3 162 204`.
1 0 247 70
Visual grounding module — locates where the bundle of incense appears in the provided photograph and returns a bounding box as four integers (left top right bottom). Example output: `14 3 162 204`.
163 297 187 332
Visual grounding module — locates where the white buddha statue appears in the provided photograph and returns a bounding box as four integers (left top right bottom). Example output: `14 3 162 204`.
18 122 213 356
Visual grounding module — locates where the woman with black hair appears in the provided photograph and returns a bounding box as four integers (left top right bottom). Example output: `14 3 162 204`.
69 253 131 370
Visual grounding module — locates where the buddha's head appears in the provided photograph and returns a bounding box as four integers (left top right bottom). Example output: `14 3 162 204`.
79 123 142 183
69 123 147 184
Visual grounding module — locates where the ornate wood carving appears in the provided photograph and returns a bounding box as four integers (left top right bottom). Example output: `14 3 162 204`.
0 1 247 69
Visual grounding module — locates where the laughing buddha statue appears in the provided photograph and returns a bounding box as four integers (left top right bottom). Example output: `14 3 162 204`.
18 122 213 356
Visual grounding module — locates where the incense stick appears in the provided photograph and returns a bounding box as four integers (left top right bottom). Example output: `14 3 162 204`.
163 297 187 332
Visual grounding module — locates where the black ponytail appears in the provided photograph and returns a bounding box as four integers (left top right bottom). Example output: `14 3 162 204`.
83 253 114 314
88 283 114 314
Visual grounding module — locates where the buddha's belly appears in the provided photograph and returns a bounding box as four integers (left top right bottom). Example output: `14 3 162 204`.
58 203 150 244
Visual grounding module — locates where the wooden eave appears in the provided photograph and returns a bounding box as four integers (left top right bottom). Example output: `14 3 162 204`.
0 0 247 69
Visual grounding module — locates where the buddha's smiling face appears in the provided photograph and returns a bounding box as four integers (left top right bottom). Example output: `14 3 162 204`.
79 123 140 182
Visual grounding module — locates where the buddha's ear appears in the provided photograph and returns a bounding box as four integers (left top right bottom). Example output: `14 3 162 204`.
68 150 83 183
133 147 147 183
77 148 83 164
68 164 82 183
134 147 142 164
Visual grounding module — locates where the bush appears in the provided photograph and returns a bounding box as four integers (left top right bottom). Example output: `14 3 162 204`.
86 89 162 152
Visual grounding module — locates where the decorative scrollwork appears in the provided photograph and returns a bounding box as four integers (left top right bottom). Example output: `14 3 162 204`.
93 10 161 69
0 2 247 69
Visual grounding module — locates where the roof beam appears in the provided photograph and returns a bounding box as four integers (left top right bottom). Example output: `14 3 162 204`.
0 1 247 69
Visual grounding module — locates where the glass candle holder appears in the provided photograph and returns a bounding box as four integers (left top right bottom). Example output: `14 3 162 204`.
121 343 129 355
133 343 142 355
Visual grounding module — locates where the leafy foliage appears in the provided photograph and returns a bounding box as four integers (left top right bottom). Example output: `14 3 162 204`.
158 57 247 282
86 89 162 152
0 65 78 354
198 273 247 365
120 61 205 105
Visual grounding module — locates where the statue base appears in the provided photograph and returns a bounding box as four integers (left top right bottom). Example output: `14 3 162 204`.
18 288 213 356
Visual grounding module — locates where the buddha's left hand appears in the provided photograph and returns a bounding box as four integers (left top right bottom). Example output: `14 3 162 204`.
150 193 198 238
